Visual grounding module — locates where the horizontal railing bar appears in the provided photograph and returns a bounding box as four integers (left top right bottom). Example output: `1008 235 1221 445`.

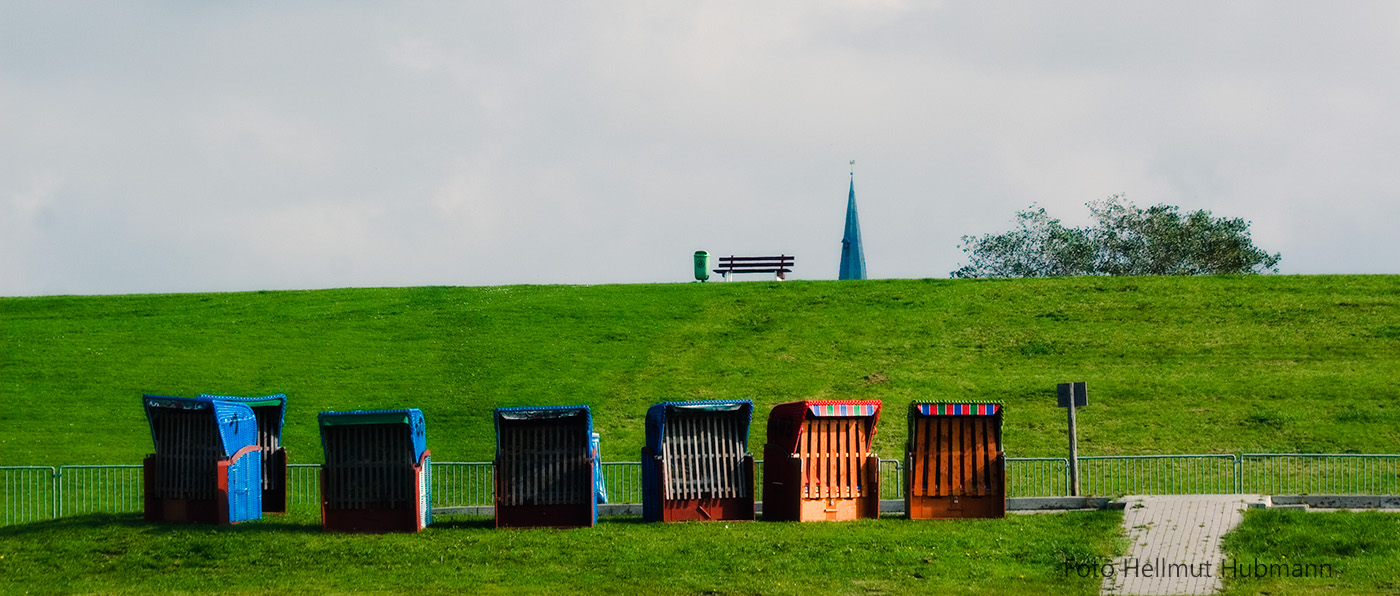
1241 453 1400 458
717 256 794 262
56 465 144 469
1078 455 1236 460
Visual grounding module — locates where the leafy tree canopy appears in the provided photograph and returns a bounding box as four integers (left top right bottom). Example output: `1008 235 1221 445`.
952 195 1281 278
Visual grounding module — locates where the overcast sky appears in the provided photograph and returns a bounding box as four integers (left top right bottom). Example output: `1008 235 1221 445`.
3 2 1398 296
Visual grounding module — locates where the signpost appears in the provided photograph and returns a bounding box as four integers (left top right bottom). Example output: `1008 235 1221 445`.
1057 382 1086 496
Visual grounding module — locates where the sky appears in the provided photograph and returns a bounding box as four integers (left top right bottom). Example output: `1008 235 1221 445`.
3 2 1398 296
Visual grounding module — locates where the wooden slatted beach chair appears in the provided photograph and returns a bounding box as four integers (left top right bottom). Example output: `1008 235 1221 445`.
762 400 882 522
318 409 431 533
142 394 262 525
641 400 755 522
904 402 1005 519
494 405 602 528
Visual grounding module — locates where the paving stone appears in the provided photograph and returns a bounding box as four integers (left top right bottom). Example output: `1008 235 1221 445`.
1101 495 1264 595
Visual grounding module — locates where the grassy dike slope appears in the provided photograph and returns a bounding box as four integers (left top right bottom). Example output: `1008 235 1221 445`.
0 511 1127 596
2 275 1398 465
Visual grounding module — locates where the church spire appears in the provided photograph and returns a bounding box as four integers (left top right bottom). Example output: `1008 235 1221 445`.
839 161 867 280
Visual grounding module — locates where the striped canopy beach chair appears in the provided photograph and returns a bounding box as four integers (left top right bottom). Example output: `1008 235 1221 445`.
904 402 1005 519
762 400 882 521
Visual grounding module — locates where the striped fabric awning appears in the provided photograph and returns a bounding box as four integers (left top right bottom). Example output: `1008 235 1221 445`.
916 403 1001 416
808 403 878 417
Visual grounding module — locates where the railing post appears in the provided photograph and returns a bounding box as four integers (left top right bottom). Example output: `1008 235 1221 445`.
53 466 62 519
1235 454 1242 495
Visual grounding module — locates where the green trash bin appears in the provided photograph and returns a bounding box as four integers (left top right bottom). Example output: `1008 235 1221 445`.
693 251 711 282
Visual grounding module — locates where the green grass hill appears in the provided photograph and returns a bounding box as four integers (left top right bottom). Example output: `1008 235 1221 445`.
3 275 1399 465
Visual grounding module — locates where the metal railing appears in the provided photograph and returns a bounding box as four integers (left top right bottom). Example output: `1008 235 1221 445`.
423 459 905 506
599 461 643 505
2 466 57 525
1007 458 1071 497
1240 454 1400 496
877 459 902 499
57 465 143 517
430 462 492 507
875 458 1074 498
1078 455 1239 496
288 463 322 509
7 454 1400 527
2 465 145 524
421 459 913 506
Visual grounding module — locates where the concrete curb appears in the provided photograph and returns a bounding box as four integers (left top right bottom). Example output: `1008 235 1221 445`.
1009 496 1124 511
435 497 1124 518
436 495 1400 518
1260 495 1400 510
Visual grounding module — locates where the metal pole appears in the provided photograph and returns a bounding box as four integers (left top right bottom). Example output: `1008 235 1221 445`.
1067 403 1079 496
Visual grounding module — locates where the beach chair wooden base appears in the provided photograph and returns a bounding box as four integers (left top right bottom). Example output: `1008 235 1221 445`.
323 506 422 533
797 493 880 522
143 496 220 524
496 503 595 529
142 450 260 525
661 496 755 522
907 495 1005 519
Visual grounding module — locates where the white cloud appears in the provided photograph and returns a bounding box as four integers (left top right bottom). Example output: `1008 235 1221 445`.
199 103 339 172
2 2 1399 294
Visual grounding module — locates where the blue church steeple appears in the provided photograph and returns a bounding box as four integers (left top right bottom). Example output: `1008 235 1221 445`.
839 162 867 280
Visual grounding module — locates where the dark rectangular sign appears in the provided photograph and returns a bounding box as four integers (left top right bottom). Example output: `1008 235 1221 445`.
1057 382 1087 408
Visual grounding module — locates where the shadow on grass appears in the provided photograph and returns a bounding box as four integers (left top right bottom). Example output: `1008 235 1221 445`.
427 516 494 530
0 512 333 537
429 514 654 530
0 513 147 537
596 515 649 525
2 512 666 537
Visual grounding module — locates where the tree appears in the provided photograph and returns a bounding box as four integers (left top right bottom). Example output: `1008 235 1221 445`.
951 195 1281 278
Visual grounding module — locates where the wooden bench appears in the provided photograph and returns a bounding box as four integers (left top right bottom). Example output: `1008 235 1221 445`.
713 255 794 281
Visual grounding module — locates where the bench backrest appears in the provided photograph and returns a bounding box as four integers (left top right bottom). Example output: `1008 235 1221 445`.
715 255 794 272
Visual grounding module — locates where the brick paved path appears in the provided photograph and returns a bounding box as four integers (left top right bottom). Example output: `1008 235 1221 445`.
1101 495 1263 595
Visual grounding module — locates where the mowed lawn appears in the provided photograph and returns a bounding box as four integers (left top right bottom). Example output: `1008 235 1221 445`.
0 511 1124 595
1220 509 1400 596
2 275 1398 465
4 502 1399 595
